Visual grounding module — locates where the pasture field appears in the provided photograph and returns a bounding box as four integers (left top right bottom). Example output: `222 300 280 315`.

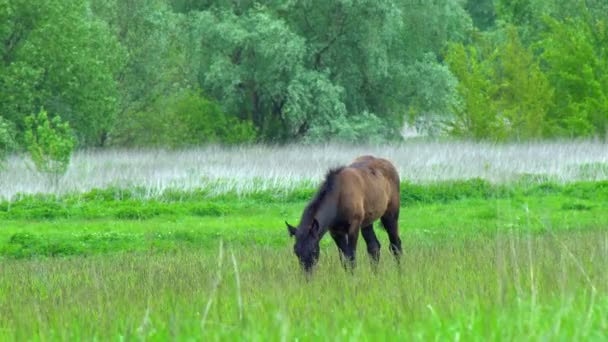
1 180 607 340
1 143 607 340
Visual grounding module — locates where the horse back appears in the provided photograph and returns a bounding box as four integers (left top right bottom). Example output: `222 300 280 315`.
336 156 400 226
349 155 400 195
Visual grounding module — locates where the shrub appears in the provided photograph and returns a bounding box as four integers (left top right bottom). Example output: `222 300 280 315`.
111 90 257 147
188 203 228 216
24 109 75 185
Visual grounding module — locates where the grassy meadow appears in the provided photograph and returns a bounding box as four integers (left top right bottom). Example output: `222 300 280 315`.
1 142 607 340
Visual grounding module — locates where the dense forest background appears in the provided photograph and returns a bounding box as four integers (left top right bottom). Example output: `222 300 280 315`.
1 0 607 149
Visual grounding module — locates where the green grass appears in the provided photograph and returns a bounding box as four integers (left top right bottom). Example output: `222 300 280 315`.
1 231 607 340
0 180 607 340
2 179 607 220
0 192 606 258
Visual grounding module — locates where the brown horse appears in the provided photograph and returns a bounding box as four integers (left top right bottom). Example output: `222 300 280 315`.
286 155 402 272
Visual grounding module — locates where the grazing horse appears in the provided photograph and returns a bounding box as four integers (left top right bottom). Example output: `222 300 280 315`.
286 155 402 272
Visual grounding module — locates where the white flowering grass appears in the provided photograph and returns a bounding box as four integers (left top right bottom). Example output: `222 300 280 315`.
1 140 607 200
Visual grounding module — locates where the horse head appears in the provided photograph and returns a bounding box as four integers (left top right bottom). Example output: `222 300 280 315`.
286 219 320 272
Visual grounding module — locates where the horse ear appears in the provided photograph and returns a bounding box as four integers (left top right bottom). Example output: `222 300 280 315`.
310 218 320 236
286 221 297 237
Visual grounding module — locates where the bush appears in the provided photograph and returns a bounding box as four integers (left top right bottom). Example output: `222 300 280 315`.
24 109 75 185
111 90 257 147
114 202 175 220
188 203 228 216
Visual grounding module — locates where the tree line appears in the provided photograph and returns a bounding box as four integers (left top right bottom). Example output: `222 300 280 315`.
1 0 607 153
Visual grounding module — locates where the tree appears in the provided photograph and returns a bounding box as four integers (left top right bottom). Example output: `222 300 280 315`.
539 13 608 138
0 0 124 147
494 0 555 44
24 109 75 186
445 42 501 139
89 0 185 144
465 0 497 30
287 0 471 133
183 1 472 142
495 27 553 140
550 0 608 23
185 8 318 141
401 0 473 58
446 27 553 141
0 115 16 170
186 5 391 143
402 53 459 135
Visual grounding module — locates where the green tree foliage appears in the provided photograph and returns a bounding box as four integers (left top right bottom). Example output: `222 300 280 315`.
0 0 124 147
445 42 500 139
2 0 606 145
89 0 184 120
550 0 608 23
401 0 473 58
495 27 553 140
24 109 75 184
184 4 395 142
186 7 313 141
183 1 471 143
539 13 608 138
494 0 555 44
403 53 459 135
457 0 607 140
285 0 407 137
496 0 535 27
465 0 496 30
111 90 256 148
446 27 552 140
0 115 16 169
290 0 471 139
388 0 472 133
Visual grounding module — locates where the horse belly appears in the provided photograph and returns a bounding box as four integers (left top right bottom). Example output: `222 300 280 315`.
360 216 376 228
361 196 388 227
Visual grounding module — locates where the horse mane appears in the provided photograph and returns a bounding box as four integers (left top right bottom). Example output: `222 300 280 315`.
300 166 344 226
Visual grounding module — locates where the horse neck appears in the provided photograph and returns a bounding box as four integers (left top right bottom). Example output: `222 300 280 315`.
313 194 338 234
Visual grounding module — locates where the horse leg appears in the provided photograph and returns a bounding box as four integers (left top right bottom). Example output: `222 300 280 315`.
344 221 361 271
361 224 381 268
381 212 402 262
330 231 351 270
